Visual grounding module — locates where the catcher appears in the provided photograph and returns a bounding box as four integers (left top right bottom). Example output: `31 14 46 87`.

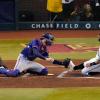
0 33 69 77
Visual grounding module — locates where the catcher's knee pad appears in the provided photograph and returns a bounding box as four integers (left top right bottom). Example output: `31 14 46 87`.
39 68 48 75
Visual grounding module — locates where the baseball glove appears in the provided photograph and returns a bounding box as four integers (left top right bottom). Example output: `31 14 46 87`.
63 58 71 68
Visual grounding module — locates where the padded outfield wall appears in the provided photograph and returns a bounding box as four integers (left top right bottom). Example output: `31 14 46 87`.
0 0 100 30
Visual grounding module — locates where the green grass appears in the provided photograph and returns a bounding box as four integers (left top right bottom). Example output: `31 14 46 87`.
0 40 28 60
56 38 100 46
0 38 100 100
50 51 96 60
0 38 98 60
0 88 100 100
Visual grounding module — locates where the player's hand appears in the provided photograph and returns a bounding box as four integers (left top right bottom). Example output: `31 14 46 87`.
45 57 54 62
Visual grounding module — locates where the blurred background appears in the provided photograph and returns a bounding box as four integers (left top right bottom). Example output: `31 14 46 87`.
0 0 100 30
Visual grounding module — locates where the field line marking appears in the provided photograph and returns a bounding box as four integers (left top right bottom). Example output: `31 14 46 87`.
57 76 100 79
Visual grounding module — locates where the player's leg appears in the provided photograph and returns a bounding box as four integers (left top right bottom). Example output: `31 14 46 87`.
70 57 98 71
14 54 34 73
83 57 98 67
57 59 76 78
58 58 85 71
0 57 20 77
62 58 75 70
14 54 25 72
26 58 72 75
0 67 20 77
53 58 74 68
73 51 99 70
81 64 100 76
28 58 75 76
14 54 48 75
6 69 20 77
26 62 48 75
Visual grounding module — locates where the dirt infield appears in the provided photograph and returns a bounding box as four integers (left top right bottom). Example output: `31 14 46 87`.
0 30 99 39
0 30 100 88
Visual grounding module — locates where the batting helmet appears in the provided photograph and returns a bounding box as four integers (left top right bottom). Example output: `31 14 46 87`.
41 33 55 46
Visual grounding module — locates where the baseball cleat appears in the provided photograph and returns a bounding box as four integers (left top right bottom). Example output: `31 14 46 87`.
63 58 75 70
68 60 75 71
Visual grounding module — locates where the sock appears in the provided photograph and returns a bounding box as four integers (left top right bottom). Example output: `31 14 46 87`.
74 63 84 70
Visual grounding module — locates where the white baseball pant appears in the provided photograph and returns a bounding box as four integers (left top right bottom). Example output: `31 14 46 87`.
82 47 100 75
14 54 45 73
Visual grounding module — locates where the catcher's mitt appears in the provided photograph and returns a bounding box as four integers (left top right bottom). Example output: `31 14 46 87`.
63 58 71 68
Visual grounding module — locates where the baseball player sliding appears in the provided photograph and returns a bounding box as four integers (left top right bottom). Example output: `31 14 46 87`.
62 33 100 76
0 33 69 77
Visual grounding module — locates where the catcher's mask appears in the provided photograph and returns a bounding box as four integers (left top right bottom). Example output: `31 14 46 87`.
41 33 55 46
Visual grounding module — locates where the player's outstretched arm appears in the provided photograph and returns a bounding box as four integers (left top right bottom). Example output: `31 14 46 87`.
52 58 71 68
45 57 54 62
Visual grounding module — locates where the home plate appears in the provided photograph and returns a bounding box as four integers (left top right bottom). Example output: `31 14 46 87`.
47 73 54 76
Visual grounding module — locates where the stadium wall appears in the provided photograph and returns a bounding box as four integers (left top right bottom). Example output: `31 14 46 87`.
0 0 100 30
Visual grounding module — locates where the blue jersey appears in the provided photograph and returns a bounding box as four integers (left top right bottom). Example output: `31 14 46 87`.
21 39 49 61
